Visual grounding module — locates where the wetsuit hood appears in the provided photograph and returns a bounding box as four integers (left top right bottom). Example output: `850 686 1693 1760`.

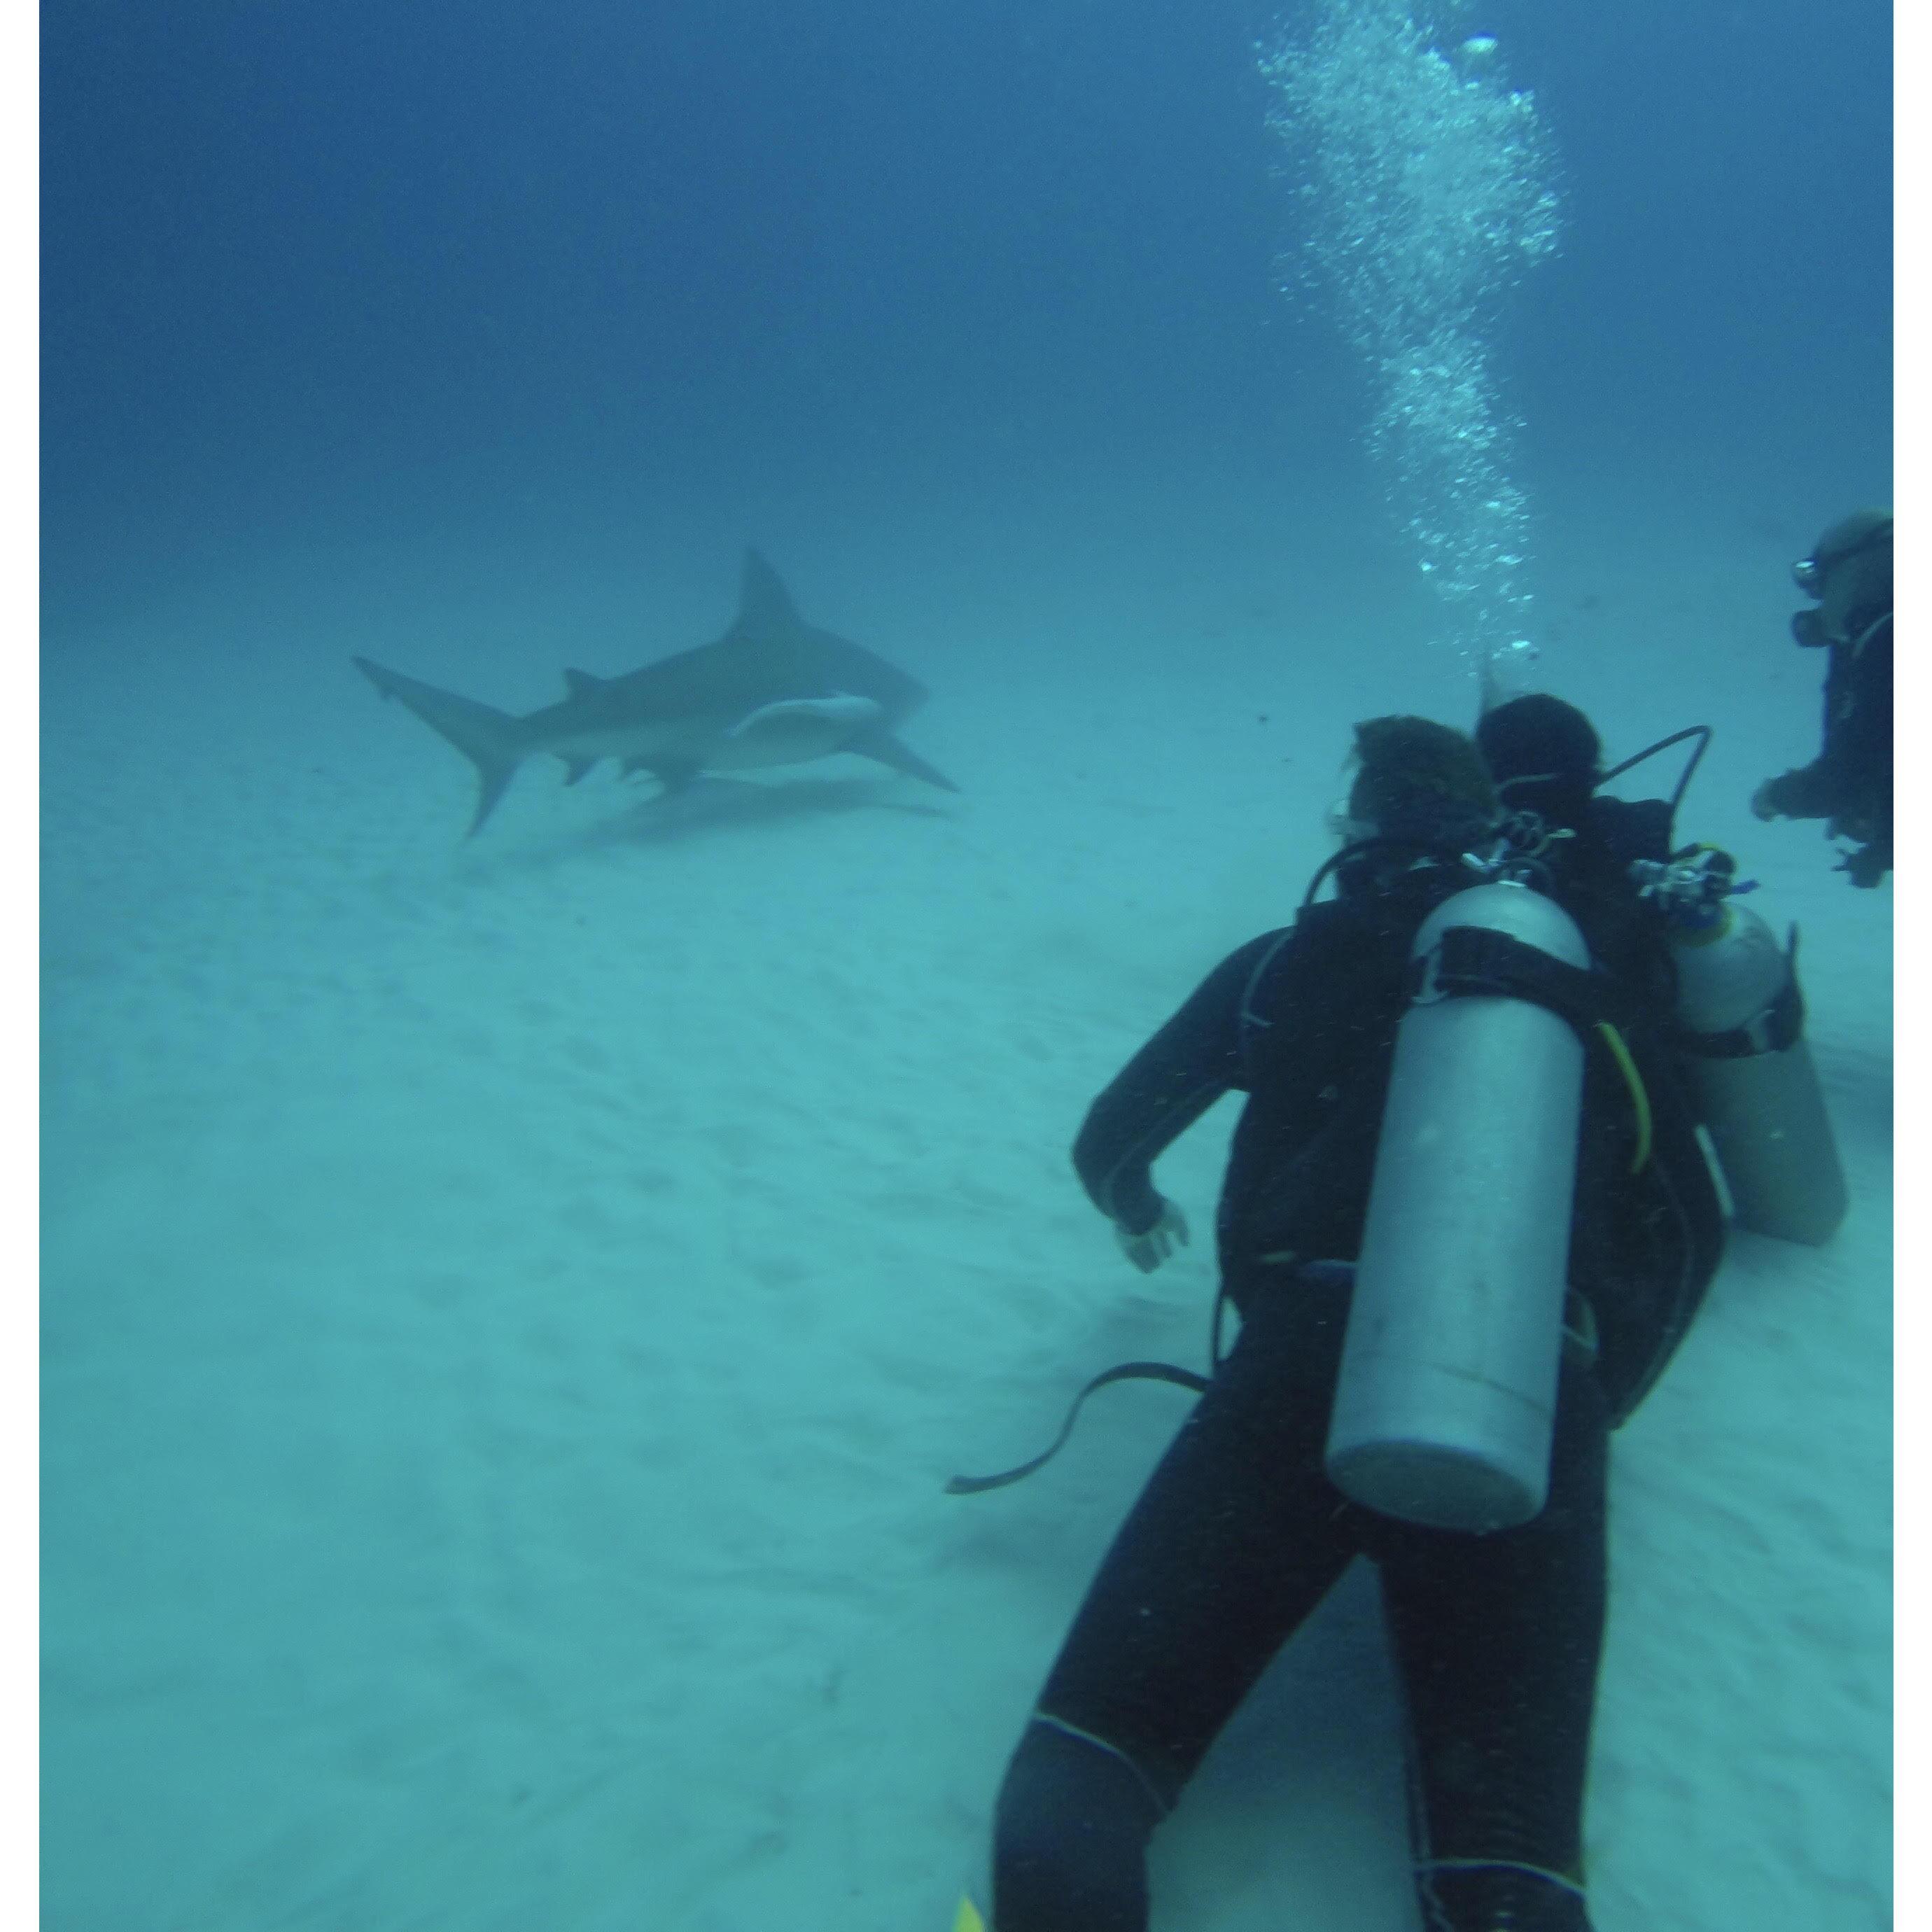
1475 693 1602 830
1795 508 1891 645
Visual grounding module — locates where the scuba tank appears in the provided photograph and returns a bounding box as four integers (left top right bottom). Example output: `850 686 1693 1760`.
1325 876 1592 1534
1636 850 1847 1247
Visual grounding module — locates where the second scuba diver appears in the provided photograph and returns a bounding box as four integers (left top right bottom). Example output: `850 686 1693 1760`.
1751 507 1892 888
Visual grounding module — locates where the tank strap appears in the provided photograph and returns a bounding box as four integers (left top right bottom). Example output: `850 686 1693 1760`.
1415 926 1661 1170
1411 923 1632 1040
1676 964 1805 1059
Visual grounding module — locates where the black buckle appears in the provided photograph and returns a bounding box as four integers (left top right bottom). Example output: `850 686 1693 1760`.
1678 969 1803 1060
1410 924 1622 1042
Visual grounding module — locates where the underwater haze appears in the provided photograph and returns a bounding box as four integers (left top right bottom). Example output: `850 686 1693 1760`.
41 2 1892 1928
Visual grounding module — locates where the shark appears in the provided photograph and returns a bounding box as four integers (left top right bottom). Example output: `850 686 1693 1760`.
354 549 958 835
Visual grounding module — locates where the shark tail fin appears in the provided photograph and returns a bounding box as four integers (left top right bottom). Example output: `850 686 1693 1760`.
354 657 528 836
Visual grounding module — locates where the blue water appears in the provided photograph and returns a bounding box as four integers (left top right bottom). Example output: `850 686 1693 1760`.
43 0 1890 638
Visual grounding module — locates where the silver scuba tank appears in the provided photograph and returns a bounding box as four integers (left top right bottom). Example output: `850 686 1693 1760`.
1670 899 1847 1246
1324 881 1589 1534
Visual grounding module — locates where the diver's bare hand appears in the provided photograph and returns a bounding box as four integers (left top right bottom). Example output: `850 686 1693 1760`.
1114 1199 1189 1274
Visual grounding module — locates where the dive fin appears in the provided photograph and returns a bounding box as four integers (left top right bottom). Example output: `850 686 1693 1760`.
354 657 527 836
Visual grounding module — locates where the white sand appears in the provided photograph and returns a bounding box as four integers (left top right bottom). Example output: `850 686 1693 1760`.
42 495 1890 1928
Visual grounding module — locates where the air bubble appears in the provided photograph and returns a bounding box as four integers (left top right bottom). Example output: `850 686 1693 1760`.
1260 1 1559 675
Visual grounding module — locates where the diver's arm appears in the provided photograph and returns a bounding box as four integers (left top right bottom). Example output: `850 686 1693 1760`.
1755 755 1843 822
1071 934 1280 1234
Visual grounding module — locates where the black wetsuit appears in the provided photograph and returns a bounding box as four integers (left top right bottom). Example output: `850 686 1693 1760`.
1758 608 1893 886
992 824 1725 1932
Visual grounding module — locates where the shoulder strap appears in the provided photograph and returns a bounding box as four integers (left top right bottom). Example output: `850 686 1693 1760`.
1420 922 1639 1040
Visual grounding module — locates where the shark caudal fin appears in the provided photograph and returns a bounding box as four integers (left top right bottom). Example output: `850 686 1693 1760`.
354 657 528 836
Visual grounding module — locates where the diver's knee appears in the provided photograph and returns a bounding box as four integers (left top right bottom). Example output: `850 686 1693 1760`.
991 1716 1164 1931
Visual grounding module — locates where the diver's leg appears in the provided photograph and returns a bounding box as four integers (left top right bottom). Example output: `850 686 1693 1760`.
990 1273 1363 1932
1377 1357 1611 1932
990 1716 1166 1932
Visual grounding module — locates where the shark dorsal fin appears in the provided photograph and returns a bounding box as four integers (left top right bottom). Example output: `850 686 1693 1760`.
563 668 606 697
736 549 802 640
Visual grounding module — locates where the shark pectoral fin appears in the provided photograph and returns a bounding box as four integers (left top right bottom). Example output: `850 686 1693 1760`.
724 693 885 743
353 656 528 836
846 724 960 794
559 756 598 786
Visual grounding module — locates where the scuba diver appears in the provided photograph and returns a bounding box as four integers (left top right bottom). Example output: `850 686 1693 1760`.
1751 508 1892 888
951 696 1843 1932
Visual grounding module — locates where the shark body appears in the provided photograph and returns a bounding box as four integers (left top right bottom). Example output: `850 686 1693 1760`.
355 550 958 835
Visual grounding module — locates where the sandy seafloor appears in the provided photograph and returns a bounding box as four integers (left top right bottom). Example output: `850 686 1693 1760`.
41 482 1892 1931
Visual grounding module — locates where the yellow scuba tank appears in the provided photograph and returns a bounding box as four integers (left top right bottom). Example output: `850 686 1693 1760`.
1663 875 1847 1246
